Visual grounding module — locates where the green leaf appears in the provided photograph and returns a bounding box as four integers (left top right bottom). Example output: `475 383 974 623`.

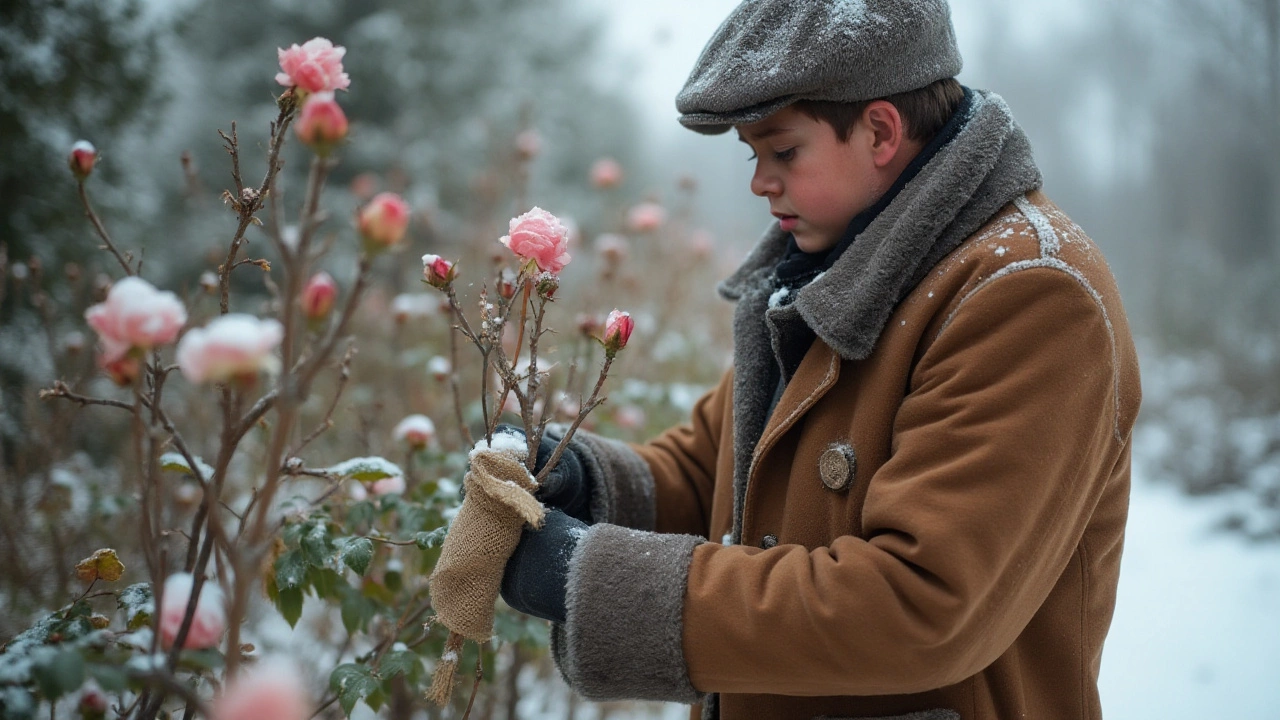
275 549 307 590
87 663 129 692
277 586 304 628
338 587 375 635
329 664 378 716
117 583 154 631
177 648 225 672
347 500 375 529
324 457 403 482
300 523 334 567
158 452 215 480
307 567 344 600
30 647 85 700
378 650 419 680
339 537 374 576
413 528 447 550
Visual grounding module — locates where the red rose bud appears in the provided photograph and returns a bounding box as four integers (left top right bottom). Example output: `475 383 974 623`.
301 271 338 320
359 192 410 249
294 92 348 153
602 309 633 353
421 254 456 289
69 140 97 180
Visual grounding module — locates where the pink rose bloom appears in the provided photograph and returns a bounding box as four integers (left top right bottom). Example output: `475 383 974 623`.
393 414 436 448
85 276 188 363
603 309 634 353
499 207 572 274
211 661 309 720
370 474 407 497
176 314 284 384
358 193 410 248
626 202 667 233
69 140 97 180
276 37 350 94
515 129 542 160
159 573 226 650
301 271 338 320
589 157 623 189
294 93 348 150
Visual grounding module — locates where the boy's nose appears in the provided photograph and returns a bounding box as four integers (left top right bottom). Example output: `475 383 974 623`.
750 166 780 197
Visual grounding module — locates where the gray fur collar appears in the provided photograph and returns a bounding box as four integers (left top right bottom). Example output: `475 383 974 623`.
718 90 1041 547
719 89 1043 361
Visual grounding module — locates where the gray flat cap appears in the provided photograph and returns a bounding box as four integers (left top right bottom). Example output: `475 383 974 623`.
677 0 963 134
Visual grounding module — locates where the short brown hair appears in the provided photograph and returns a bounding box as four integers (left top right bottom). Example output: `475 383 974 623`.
793 78 965 144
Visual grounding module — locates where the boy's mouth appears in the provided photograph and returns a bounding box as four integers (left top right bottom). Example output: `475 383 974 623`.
772 212 799 232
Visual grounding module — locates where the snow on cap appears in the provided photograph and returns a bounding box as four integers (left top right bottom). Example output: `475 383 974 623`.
676 0 962 135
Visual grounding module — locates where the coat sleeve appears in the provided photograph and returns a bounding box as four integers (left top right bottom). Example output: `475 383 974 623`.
630 368 733 537
555 369 731 534
680 267 1127 696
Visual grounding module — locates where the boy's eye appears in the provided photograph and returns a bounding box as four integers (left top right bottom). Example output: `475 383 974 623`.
747 151 758 161
774 148 796 162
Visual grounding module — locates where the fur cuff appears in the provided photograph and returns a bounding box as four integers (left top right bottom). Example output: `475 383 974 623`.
551 524 704 703
549 425 657 530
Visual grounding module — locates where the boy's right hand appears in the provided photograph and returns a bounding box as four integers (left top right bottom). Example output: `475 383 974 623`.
495 424 593 524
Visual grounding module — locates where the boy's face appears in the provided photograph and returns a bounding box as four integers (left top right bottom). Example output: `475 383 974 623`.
737 106 891 254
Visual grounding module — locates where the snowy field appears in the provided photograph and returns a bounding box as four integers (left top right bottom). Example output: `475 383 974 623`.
1100 476 1280 718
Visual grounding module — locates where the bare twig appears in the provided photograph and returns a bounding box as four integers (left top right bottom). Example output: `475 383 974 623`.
76 181 134 275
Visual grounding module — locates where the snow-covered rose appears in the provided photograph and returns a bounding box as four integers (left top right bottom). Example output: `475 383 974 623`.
390 293 435 324
499 207 571 274
301 271 337 320
421 254 456 289
427 356 451 382
370 474 407 497
358 193 410 248
294 93 348 151
626 202 667 233
275 37 350 94
85 277 188 363
210 661 309 720
69 140 97 180
393 414 436 449
159 573 225 650
176 314 284 384
589 157 622 189
603 309 633 353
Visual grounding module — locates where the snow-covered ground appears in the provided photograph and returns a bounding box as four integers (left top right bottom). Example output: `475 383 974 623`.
1100 476 1280 718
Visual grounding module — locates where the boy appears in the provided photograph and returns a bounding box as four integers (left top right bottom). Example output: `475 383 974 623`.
499 1 1141 718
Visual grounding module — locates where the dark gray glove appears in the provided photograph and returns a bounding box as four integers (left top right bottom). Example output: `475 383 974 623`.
500 509 586 623
494 424 592 524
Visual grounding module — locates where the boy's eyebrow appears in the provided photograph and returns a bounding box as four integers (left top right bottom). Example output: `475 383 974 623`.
736 126 794 143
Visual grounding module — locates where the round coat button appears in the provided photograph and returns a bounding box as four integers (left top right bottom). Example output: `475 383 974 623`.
819 446 855 491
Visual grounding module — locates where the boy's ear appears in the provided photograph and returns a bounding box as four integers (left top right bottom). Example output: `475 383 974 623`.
862 100 907 168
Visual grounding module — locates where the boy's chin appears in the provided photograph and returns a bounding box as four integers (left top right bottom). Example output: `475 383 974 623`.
791 232 840 254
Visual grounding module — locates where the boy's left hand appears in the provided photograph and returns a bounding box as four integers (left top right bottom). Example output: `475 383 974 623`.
500 509 587 623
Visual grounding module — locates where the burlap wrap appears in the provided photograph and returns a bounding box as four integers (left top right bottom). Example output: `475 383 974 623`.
428 447 544 641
